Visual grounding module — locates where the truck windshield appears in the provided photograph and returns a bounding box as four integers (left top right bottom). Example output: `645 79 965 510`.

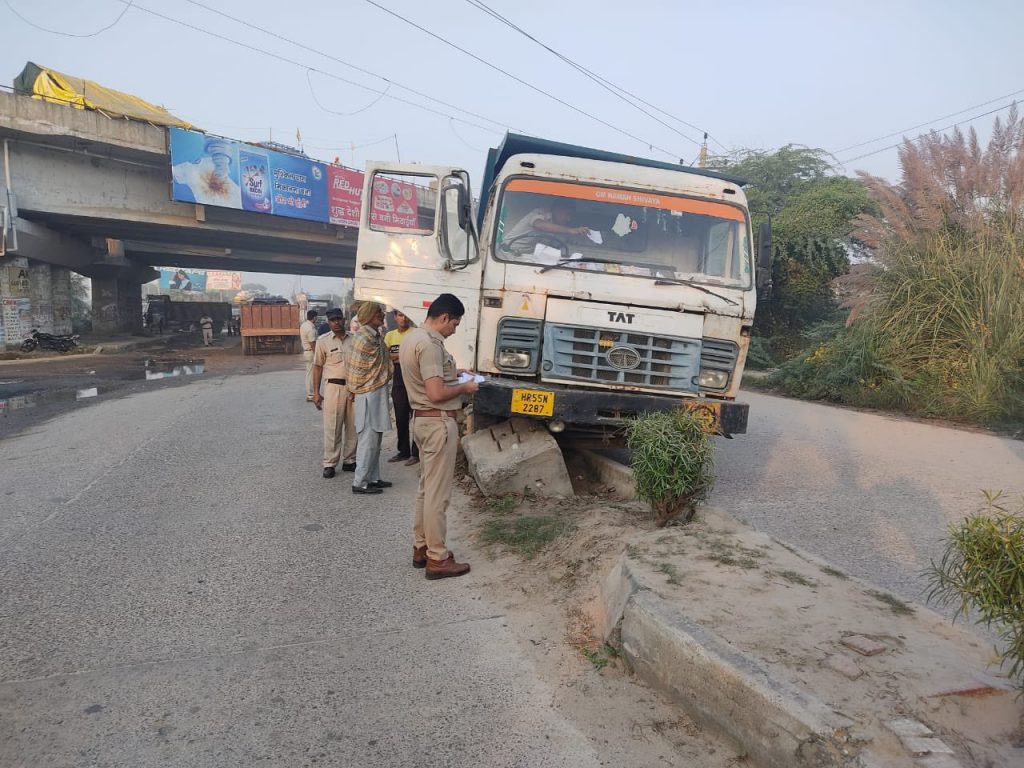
494 178 751 288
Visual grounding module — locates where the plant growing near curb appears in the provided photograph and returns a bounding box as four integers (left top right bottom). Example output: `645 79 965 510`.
927 491 1024 687
626 410 716 527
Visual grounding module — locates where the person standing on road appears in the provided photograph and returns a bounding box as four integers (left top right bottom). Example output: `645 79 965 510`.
384 310 420 466
199 313 214 346
347 301 392 495
312 308 357 478
300 309 319 402
400 293 479 580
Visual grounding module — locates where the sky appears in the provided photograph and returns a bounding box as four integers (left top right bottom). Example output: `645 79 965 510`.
3 0 1023 295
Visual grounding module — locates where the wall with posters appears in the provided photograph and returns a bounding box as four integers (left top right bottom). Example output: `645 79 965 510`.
0 257 72 346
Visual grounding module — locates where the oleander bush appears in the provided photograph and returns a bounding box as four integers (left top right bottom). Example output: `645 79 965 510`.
626 410 715 527
927 491 1024 688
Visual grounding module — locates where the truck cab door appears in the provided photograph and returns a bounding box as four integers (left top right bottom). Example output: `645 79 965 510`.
354 162 482 368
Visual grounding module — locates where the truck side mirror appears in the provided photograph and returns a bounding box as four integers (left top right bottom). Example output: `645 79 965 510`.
443 181 471 231
440 179 478 268
756 221 773 292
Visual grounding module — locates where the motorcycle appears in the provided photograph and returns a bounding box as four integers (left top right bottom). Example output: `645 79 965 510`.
19 329 80 353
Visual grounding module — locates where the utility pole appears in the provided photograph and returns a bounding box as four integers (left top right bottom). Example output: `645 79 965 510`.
698 132 709 168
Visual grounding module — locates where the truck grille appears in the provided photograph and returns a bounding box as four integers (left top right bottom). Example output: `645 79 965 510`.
542 323 701 392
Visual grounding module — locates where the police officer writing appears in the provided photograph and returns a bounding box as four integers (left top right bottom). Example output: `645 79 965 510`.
399 293 479 580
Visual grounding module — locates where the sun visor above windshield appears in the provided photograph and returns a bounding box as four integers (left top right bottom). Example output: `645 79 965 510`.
504 179 746 222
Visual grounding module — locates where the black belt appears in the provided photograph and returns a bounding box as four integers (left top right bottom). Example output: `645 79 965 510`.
328 378 347 385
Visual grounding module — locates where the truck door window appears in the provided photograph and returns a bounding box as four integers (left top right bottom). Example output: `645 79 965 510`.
368 172 438 234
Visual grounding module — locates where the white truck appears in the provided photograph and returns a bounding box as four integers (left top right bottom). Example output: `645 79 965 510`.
353 133 770 442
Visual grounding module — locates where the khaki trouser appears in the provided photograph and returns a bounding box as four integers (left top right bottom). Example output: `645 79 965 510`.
303 350 315 397
202 327 213 345
323 383 357 467
413 414 458 561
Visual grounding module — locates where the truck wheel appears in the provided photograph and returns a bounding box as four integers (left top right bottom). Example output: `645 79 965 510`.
242 337 251 356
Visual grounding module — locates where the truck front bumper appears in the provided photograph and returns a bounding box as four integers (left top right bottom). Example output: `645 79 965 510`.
474 379 748 437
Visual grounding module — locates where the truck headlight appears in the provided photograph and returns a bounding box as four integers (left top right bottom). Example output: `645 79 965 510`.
498 349 531 368
698 369 729 389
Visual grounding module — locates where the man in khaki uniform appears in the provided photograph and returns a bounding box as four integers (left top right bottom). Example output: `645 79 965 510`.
311 308 357 478
300 309 319 401
399 293 479 580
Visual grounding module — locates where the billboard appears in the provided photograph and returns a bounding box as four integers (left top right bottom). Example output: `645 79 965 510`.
207 271 242 291
167 128 420 228
158 268 207 293
170 128 331 224
328 166 363 227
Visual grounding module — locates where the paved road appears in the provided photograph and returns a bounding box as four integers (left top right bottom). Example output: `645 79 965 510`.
0 367 605 768
712 390 1024 608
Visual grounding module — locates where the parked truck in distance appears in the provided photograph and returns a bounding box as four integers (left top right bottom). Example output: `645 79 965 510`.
353 133 772 443
145 295 232 335
240 300 300 355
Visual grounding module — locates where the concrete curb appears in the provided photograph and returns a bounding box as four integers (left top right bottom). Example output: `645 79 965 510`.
585 449 870 767
602 554 859 768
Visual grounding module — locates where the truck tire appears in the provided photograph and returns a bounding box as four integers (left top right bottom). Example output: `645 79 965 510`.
242 337 251 356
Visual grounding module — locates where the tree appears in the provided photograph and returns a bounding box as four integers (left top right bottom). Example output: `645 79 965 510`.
709 147 876 348
71 273 91 334
241 282 268 294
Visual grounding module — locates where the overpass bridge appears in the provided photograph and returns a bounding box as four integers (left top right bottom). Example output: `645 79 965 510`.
0 88 358 336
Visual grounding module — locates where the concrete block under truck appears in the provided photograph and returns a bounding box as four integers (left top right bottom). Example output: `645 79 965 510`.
352 133 771 446
240 301 301 355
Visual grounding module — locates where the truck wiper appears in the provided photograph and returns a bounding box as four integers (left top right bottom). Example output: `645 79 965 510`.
654 278 738 305
539 256 621 274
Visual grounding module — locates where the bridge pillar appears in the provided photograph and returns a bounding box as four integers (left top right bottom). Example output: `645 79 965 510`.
89 266 157 336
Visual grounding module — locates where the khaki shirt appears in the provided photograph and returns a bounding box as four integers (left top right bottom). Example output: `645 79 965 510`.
399 327 462 412
300 320 318 351
313 331 347 381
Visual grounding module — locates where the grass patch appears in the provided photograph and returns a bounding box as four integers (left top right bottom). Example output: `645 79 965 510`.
484 495 518 515
701 537 766 570
774 570 818 587
820 565 849 580
656 562 682 586
866 589 915 616
580 647 610 670
481 515 572 560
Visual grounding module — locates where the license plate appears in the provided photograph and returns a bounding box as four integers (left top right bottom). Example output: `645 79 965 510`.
511 388 554 417
682 401 722 432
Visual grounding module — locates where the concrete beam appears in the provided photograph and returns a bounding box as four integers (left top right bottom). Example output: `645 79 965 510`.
8 217 98 269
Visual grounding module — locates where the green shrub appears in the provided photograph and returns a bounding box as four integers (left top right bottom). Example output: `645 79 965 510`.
927 491 1024 687
769 233 1024 425
745 336 776 370
626 410 715 527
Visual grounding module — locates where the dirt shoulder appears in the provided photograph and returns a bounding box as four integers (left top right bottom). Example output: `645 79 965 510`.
449 468 1024 768
448 476 750 767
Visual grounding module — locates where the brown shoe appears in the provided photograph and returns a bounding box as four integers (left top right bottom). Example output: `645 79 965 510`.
424 553 470 580
414 546 455 569
404 456 420 467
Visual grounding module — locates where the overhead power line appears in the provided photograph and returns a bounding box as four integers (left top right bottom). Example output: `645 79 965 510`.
363 0 680 160
178 0 511 134
464 0 722 150
3 0 133 38
107 1 509 136
836 86 1024 154
837 100 1019 165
